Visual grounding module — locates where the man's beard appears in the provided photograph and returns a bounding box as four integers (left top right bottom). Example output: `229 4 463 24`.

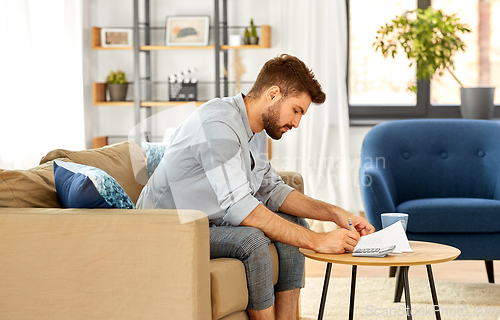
262 99 292 140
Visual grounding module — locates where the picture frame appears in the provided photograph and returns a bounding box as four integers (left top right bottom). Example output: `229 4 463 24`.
165 16 210 46
100 28 133 47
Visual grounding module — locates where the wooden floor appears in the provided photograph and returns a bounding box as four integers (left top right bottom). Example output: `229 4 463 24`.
305 259 499 283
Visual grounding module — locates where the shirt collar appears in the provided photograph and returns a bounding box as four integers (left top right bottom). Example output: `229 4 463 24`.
234 93 254 142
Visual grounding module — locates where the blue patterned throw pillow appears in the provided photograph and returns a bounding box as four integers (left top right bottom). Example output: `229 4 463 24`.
53 160 135 209
142 142 168 177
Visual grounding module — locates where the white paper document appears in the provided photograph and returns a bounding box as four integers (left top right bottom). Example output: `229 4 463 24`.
354 221 413 254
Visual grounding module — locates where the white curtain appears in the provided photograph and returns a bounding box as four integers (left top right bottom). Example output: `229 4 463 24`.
0 0 85 169
270 0 361 232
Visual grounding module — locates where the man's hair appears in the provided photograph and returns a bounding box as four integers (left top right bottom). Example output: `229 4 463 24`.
247 54 326 104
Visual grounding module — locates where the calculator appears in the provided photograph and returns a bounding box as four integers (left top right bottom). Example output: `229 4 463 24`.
352 245 396 258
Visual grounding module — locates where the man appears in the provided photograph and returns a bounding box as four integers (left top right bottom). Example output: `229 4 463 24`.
137 54 374 320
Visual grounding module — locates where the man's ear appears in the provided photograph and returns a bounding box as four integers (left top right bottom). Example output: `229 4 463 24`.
265 86 281 102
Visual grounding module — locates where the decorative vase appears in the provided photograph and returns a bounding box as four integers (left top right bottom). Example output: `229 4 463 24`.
249 36 259 45
460 87 495 119
107 83 129 101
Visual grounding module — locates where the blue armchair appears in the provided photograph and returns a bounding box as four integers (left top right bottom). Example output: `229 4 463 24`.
359 119 500 285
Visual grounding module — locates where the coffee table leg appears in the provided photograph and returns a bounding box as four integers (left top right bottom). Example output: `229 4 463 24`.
349 265 357 320
402 266 413 320
426 265 442 320
317 262 332 320
394 266 405 302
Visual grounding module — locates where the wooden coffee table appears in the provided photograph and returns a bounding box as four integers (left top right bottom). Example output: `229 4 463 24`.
300 241 461 320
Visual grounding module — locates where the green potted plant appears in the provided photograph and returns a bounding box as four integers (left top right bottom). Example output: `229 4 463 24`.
373 7 495 119
243 28 251 45
106 70 129 101
249 19 259 45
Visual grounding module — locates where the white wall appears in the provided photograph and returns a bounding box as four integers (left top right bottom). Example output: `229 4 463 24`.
350 126 372 158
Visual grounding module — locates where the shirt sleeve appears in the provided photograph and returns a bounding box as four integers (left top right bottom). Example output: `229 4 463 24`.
255 160 294 212
193 120 260 226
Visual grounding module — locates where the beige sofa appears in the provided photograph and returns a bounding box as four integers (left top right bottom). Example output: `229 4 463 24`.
0 141 304 320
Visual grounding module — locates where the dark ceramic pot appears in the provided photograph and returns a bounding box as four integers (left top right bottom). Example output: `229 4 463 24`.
460 87 495 119
249 36 259 45
107 83 129 101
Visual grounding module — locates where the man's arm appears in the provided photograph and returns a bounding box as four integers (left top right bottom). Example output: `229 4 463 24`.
240 203 360 253
251 151 374 236
279 190 375 236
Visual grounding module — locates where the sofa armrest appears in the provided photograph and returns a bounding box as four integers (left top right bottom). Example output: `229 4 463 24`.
0 208 211 320
278 171 304 194
495 173 500 200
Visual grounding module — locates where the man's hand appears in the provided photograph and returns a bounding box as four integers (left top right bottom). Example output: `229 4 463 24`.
312 229 360 254
278 191 375 236
352 215 375 236
241 204 362 254
339 215 375 236
243 191 375 254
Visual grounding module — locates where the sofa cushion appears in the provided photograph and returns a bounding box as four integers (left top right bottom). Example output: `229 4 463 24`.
276 171 304 194
40 141 148 205
142 142 168 177
53 160 135 209
397 198 500 233
219 311 249 320
209 244 279 319
269 243 279 285
210 258 248 319
0 161 61 208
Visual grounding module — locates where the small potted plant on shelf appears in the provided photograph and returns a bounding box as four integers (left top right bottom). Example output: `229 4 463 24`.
106 70 129 101
243 28 251 45
250 19 259 45
373 7 495 119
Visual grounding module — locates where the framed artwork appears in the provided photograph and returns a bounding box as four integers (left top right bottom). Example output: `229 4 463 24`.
101 28 133 47
165 16 210 46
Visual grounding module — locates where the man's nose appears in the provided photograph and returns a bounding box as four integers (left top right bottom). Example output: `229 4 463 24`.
292 115 302 128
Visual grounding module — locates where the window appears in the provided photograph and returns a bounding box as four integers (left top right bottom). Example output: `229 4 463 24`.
348 0 500 123
349 0 416 107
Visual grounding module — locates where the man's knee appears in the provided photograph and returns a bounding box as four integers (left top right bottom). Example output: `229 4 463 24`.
276 212 309 230
237 227 272 261
210 225 272 263
296 217 309 230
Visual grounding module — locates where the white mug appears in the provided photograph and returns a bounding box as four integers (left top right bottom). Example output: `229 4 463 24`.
381 213 408 231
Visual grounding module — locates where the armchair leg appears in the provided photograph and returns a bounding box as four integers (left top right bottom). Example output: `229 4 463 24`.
389 266 397 277
485 260 495 283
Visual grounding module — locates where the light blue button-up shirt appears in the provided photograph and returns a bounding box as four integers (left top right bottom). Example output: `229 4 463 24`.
137 93 294 226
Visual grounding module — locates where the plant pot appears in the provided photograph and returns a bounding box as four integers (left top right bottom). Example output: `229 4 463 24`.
243 37 251 45
460 87 495 119
249 36 259 45
107 83 129 101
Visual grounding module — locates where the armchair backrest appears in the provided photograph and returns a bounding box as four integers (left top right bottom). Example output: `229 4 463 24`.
360 119 500 205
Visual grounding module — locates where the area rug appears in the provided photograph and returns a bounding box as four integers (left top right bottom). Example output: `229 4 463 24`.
300 277 500 320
